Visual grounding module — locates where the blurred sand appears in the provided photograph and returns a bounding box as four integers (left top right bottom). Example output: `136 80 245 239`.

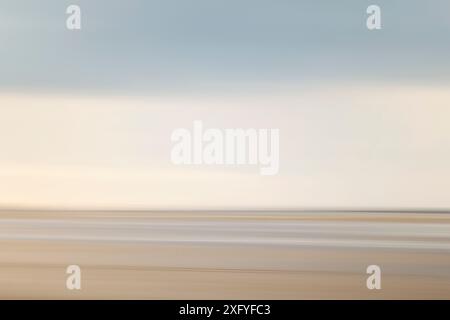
0 210 449 299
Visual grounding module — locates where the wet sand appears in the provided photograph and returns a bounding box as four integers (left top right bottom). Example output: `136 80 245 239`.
0 211 449 299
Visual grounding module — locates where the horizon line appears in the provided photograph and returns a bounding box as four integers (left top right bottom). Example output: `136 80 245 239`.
0 206 449 214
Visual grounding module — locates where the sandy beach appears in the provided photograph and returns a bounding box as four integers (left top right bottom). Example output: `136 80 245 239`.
0 210 449 299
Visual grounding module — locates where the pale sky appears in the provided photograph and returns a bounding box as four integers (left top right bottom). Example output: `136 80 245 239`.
1 86 449 209
0 1 449 209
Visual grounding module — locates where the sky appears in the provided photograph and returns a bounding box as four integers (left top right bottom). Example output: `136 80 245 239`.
0 1 449 209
